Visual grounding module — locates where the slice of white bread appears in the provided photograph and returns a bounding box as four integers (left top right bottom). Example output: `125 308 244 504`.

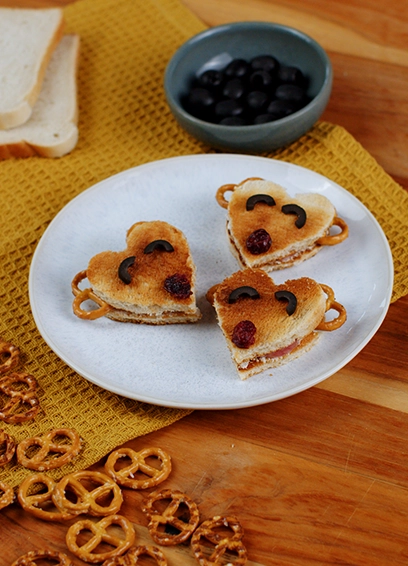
0 34 80 159
0 7 65 129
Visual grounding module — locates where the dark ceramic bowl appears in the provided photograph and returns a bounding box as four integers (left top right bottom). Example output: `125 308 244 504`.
164 21 332 153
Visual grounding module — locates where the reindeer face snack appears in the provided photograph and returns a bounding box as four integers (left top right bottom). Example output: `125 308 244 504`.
72 221 201 324
206 268 346 380
216 178 348 271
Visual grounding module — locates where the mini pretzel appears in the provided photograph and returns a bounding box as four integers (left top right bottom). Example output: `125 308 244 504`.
16 427 81 471
316 284 347 331
191 516 248 566
0 372 40 424
0 338 20 374
142 488 200 546
102 545 168 566
72 270 112 320
216 178 263 209
71 269 88 297
0 480 14 510
18 473 79 521
0 428 16 466
105 447 172 490
52 470 123 516
66 514 135 563
316 216 349 246
11 550 73 566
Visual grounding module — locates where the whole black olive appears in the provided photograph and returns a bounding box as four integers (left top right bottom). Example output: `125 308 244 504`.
275 84 306 104
250 54 279 76
198 69 224 90
249 70 275 91
224 58 250 79
278 65 305 87
219 116 247 126
223 78 245 100
253 113 281 124
246 90 269 112
215 99 244 119
184 87 215 119
267 99 299 118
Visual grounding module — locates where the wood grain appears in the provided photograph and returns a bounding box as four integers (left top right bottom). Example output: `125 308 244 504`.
1 1 407 565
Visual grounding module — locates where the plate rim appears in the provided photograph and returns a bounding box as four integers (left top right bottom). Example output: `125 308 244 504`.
29 153 394 409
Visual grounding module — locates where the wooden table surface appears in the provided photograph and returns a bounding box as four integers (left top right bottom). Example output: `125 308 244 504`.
1 1 408 565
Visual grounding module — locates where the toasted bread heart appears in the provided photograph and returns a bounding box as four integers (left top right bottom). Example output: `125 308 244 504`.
73 221 201 324
207 268 346 379
216 178 348 271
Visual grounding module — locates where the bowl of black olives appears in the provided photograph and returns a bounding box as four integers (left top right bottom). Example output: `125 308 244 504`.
164 21 332 153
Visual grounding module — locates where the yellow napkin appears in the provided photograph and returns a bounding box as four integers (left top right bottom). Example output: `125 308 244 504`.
0 0 406 488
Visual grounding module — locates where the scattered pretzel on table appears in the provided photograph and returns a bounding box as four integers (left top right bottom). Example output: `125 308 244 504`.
17 473 79 521
66 514 135 563
0 480 14 510
142 488 200 546
101 545 168 566
104 446 172 489
16 427 82 471
10 550 74 566
0 372 40 424
52 470 123 517
191 515 248 566
0 338 20 374
0 428 16 466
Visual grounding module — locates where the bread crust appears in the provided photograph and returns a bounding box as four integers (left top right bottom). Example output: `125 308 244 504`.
0 131 78 159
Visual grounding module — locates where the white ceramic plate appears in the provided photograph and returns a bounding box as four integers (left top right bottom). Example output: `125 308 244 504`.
29 154 393 409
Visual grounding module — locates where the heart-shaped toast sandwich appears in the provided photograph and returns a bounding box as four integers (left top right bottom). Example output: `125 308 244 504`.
216 178 348 271
207 268 346 379
72 221 201 324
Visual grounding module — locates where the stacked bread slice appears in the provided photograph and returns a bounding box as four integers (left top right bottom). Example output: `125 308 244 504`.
0 7 80 158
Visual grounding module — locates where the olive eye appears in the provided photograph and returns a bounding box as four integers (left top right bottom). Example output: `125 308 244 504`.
246 194 276 211
228 286 260 304
118 256 136 285
275 290 297 315
144 240 174 254
281 204 307 228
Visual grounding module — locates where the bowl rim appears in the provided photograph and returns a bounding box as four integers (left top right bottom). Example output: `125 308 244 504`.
164 20 333 132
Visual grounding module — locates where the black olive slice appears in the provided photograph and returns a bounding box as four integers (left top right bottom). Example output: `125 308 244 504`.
118 256 136 285
228 286 260 304
281 204 307 228
143 239 174 254
246 194 276 211
275 290 297 315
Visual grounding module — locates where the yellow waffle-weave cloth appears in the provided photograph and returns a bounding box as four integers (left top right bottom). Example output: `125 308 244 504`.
0 0 407 489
